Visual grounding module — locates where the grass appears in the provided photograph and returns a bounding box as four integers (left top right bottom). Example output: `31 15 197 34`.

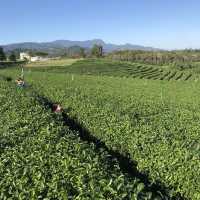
26 58 81 68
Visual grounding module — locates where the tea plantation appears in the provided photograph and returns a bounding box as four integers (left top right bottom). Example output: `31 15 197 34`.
1 59 200 199
30 59 199 81
0 78 165 199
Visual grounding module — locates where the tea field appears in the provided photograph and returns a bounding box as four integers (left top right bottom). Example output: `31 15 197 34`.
1 59 200 199
29 59 200 81
0 77 166 199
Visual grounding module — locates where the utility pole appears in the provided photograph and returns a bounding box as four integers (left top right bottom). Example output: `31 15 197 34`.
21 65 24 79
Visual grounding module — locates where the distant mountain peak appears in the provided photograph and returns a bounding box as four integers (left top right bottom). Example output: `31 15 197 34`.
91 39 105 43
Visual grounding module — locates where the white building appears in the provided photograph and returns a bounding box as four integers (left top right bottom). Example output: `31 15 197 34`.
20 52 31 61
20 52 49 62
30 56 40 62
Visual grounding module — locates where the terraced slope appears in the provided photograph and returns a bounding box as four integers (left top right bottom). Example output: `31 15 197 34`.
28 59 197 81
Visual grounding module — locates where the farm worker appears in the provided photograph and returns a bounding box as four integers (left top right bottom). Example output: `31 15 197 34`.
15 77 25 87
52 103 62 113
15 66 25 87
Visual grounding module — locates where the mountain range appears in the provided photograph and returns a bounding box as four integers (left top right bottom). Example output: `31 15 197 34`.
2 39 159 53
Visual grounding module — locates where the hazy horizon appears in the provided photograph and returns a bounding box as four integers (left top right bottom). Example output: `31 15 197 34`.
1 0 200 49
2 38 197 51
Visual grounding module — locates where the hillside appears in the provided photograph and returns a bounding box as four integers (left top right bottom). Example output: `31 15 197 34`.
29 59 198 81
2 39 159 53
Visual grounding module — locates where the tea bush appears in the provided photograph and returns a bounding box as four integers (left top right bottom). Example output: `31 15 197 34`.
0 79 161 199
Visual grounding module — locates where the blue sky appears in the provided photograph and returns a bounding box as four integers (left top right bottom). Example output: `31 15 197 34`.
1 0 200 49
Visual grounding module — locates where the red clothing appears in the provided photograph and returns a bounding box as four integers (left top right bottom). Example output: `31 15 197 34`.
53 104 62 113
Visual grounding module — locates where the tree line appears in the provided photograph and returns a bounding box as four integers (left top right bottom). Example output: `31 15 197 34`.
0 44 104 61
62 44 103 58
3 44 200 67
107 50 200 68
0 47 17 62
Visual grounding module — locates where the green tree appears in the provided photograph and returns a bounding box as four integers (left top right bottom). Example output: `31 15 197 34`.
91 44 103 58
35 51 48 57
80 47 86 58
0 47 6 61
9 53 17 62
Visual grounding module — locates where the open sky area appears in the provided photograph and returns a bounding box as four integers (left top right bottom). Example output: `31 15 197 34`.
1 0 200 49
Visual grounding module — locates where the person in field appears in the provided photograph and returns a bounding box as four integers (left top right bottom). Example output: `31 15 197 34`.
52 103 62 113
15 77 25 87
15 66 26 87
